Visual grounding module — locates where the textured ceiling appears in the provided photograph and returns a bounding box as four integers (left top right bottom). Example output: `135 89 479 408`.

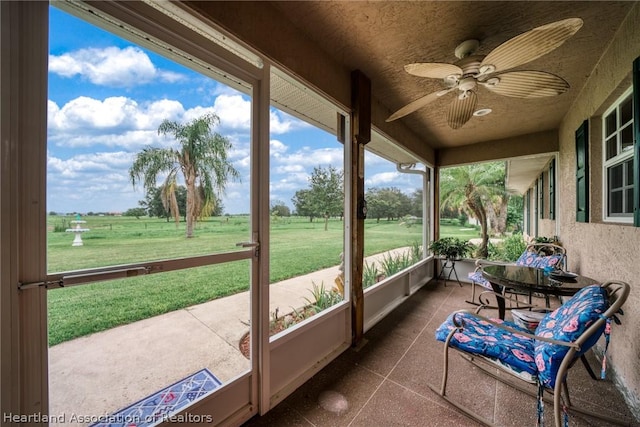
269 1 634 149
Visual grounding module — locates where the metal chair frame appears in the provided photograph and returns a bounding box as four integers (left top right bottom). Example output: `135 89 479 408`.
431 281 631 427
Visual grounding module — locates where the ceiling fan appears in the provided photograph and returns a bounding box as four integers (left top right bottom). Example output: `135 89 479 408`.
386 18 583 129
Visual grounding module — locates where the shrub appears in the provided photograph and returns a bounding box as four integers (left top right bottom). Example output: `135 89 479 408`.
53 219 68 233
429 237 472 260
363 244 423 289
305 281 343 313
488 233 527 261
363 261 380 289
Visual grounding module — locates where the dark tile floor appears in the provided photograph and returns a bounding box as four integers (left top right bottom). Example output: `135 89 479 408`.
243 280 639 427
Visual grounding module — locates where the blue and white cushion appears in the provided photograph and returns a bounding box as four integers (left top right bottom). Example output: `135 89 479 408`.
531 254 563 270
515 251 539 267
436 312 537 378
436 284 608 390
534 285 607 388
468 270 491 289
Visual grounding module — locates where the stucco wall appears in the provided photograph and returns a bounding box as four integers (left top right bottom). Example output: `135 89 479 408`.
557 3 640 417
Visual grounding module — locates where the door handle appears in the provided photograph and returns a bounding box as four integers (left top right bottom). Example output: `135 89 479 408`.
236 241 259 248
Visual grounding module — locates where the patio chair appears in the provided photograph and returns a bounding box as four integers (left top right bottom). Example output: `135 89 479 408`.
433 281 630 427
466 243 566 308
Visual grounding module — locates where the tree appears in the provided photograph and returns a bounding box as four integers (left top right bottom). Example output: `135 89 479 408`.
308 166 343 230
140 185 185 221
507 195 524 232
270 200 291 217
129 113 239 238
410 189 423 217
292 189 315 221
366 187 412 222
439 162 506 258
124 207 147 219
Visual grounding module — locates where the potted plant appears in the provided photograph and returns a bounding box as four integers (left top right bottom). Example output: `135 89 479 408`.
428 237 473 261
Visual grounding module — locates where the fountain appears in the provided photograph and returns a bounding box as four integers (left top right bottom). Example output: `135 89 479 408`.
65 214 90 246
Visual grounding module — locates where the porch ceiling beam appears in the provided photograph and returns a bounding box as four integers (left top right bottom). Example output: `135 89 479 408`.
436 129 559 167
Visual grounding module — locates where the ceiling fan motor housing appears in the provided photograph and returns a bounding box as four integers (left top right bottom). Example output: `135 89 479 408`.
458 77 477 93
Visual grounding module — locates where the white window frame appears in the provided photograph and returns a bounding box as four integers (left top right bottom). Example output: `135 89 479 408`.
602 87 634 223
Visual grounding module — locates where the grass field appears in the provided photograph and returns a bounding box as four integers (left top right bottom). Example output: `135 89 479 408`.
49 215 465 346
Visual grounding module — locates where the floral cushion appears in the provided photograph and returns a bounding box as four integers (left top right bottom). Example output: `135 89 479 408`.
515 251 539 267
534 285 607 388
468 271 491 289
435 312 537 377
436 285 608 390
531 254 563 270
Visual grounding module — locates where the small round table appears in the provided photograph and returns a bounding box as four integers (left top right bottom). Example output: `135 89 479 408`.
481 265 598 320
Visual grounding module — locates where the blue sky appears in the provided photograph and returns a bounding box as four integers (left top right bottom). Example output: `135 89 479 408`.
47 6 423 215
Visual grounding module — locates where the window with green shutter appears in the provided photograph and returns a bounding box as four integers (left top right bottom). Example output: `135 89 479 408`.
539 173 544 219
602 88 633 222
576 120 589 222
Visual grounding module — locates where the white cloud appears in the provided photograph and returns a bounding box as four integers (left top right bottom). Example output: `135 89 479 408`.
365 171 401 186
48 151 134 178
270 175 309 193
273 164 305 174
47 151 143 213
270 139 288 155
213 95 251 130
275 147 343 169
49 96 142 130
49 96 250 149
49 46 186 88
270 109 311 134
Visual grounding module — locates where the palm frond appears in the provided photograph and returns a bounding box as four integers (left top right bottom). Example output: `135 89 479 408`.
129 148 177 190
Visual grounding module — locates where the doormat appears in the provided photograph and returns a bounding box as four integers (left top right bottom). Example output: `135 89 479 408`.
90 368 222 427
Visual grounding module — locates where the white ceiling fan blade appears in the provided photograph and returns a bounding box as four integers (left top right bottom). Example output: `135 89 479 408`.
447 91 477 129
483 71 569 98
404 63 463 79
386 88 453 122
480 18 583 74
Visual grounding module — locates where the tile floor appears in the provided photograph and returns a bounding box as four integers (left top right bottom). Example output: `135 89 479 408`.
243 279 639 427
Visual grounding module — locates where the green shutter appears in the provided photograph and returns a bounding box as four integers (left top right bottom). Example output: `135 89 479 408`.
576 120 589 222
549 159 556 220
633 56 640 226
539 173 544 219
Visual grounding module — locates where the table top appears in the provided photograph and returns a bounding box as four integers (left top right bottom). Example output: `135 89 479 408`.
481 265 598 296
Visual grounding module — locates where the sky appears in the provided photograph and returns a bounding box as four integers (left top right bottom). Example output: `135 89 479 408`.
47 6 423 215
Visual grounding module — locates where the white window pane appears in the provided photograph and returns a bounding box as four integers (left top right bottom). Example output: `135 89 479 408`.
621 95 633 125
625 188 634 214
609 164 623 188
606 136 618 160
610 189 623 214
621 124 633 152
605 110 617 137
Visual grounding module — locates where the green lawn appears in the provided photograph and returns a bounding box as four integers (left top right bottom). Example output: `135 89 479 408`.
438 221 481 241
47 215 423 346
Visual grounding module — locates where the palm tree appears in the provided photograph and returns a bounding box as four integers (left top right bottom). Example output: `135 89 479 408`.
439 162 506 258
129 113 239 238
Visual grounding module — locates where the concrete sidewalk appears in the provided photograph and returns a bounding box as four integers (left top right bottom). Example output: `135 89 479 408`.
48 247 410 424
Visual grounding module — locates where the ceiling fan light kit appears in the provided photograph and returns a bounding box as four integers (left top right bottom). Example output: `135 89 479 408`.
473 108 492 117
387 17 584 129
